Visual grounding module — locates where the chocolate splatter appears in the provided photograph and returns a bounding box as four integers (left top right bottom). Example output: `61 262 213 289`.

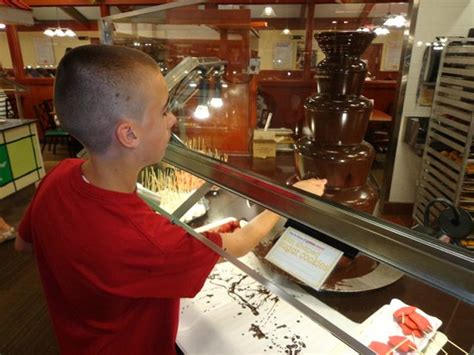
190 268 309 353
249 324 266 339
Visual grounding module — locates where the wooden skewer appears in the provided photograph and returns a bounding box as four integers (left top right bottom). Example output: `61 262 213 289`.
426 330 468 355
446 339 468 354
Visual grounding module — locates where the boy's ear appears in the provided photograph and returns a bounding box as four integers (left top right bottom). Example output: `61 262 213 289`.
116 121 139 148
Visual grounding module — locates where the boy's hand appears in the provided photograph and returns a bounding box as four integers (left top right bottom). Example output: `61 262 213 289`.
293 178 327 197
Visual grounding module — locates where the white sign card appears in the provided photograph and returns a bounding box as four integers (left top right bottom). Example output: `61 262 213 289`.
273 42 293 69
382 41 402 71
265 227 343 290
33 37 56 66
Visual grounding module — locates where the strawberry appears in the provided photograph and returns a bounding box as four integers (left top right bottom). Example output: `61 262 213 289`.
402 316 418 330
393 306 417 319
399 323 413 336
409 312 433 333
388 335 417 352
369 341 393 355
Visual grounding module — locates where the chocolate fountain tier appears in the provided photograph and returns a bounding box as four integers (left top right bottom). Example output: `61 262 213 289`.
315 31 375 97
294 30 379 213
316 31 377 58
315 61 368 97
304 95 373 144
294 137 374 188
324 183 378 213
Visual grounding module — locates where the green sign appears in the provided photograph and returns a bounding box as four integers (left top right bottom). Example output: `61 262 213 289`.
7 137 37 179
0 145 12 186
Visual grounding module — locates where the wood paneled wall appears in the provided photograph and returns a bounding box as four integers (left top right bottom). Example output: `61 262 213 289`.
257 76 397 129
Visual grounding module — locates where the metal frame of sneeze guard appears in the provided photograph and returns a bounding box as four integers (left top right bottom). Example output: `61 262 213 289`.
139 193 374 354
99 0 207 45
163 143 474 304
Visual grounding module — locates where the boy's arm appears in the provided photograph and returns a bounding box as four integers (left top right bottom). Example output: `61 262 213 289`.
220 178 326 258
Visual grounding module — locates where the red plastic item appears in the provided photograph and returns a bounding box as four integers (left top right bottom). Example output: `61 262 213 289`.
212 220 241 234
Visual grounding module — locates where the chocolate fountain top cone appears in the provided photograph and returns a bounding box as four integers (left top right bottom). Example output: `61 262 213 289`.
315 31 376 97
316 31 376 58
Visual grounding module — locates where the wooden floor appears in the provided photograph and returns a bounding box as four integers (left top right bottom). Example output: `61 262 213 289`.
0 145 68 355
0 146 418 354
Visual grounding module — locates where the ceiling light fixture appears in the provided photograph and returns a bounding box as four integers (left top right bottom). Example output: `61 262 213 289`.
43 27 76 37
383 14 407 28
261 6 276 17
43 8 76 38
194 78 210 119
374 26 390 36
209 80 223 108
281 28 291 35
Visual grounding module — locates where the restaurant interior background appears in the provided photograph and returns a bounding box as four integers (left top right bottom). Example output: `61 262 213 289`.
0 1 473 353
1 0 473 229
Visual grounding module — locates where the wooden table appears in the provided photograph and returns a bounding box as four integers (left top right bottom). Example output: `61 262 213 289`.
370 109 392 122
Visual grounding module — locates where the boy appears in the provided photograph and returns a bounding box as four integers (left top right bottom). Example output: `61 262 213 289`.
16 45 326 354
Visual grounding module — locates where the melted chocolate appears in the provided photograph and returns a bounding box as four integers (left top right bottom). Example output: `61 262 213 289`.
202 270 307 353
249 323 266 339
295 31 379 212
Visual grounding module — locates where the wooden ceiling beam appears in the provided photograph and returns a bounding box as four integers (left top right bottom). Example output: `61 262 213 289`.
116 5 134 13
24 0 407 6
17 20 98 31
340 0 405 3
60 6 89 26
23 0 344 6
358 3 375 26
166 8 251 29
24 0 167 6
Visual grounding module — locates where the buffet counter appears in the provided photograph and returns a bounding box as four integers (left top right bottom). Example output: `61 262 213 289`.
0 119 44 199
181 188 472 353
144 144 473 354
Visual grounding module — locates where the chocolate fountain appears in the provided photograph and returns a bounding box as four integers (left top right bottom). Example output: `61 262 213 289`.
294 31 378 213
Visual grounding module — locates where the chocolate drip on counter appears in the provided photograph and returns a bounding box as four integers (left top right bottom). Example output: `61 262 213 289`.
294 31 379 213
200 270 307 353
249 323 266 339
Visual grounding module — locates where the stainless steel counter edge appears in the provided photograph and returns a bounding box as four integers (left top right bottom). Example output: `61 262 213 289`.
164 143 474 304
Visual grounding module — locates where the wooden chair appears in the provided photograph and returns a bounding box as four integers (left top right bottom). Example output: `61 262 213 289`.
0 92 15 118
34 103 71 156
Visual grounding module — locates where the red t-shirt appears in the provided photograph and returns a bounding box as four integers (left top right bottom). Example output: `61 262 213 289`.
19 159 221 355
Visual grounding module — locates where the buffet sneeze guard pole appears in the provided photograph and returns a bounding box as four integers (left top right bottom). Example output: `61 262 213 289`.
163 143 474 304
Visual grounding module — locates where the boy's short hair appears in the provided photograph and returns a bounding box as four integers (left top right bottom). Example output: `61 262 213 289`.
54 45 160 153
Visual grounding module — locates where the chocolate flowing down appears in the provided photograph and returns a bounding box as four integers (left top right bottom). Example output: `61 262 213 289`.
294 31 379 213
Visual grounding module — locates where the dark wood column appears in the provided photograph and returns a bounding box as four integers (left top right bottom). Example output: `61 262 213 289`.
100 3 110 17
5 25 25 80
303 2 315 80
